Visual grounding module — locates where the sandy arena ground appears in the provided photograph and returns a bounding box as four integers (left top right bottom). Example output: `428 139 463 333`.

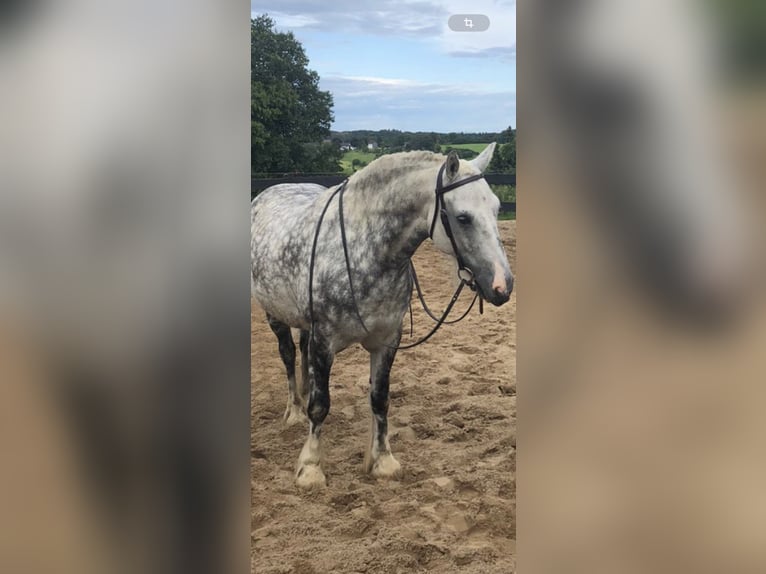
252 221 516 574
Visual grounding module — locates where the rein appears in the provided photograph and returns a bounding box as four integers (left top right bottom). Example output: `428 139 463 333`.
308 161 486 350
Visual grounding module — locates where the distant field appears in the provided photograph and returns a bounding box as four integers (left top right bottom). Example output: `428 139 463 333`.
440 143 490 153
340 150 377 174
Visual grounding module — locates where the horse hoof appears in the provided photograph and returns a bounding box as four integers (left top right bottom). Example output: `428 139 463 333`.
283 404 305 426
295 464 326 489
371 454 402 480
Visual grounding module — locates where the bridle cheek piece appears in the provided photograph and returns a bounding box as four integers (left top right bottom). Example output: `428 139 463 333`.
428 162 486 291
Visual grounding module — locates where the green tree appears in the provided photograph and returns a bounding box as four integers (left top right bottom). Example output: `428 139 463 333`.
443 146 478 160
489 127 516 174
408 133 437 151
497 125 515 144
252 15 339 174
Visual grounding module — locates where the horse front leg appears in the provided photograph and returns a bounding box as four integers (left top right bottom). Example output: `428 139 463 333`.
365 331 403 479
298 329 310 408
295 332 334 489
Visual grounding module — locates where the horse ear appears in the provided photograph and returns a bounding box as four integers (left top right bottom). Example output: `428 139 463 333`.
446 150 460 180
470 142 497 173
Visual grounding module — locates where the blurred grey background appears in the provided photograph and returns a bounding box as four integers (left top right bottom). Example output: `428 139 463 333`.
520 1 766 573
0 2 250 573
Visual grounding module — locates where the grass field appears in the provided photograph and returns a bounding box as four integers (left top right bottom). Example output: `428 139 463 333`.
340 150 377 174
439 143 491 153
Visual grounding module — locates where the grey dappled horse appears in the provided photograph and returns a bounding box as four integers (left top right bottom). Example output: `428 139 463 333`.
251 144 513 489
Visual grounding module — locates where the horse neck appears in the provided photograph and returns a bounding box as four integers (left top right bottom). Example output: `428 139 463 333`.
343 163 438 268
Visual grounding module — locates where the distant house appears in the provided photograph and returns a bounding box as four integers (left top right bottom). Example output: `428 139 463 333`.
367 141 378 150
340 142 355 151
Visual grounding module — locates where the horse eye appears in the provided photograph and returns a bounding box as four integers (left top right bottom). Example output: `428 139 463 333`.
456 214 472 225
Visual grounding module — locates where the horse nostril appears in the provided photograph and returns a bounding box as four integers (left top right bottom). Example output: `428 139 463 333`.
493 285 510 302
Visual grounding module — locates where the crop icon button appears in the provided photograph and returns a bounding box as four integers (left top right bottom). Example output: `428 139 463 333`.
448 14 490 32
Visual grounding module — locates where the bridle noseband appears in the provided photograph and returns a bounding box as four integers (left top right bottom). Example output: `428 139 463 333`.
308 159 486 350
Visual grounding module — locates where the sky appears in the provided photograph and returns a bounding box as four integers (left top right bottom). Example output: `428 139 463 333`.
251 0 516 133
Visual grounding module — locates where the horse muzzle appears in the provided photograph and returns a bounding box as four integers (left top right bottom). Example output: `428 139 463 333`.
476 271 513 307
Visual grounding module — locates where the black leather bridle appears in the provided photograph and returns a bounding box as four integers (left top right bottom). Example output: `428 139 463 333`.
429 162 486 288
308 160 486 350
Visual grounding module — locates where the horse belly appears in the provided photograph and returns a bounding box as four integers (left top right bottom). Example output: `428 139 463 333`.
251 254 309 329
330 289 411 352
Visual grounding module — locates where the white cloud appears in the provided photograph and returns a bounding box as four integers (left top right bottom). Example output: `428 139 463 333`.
322 74 515 131
324 74 510 96
336 76 422 87
435 0 516 59
255 11 320 28
252 0 515 61
252 0 446 37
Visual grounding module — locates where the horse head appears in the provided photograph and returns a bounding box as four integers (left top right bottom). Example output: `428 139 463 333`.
429 143 514 306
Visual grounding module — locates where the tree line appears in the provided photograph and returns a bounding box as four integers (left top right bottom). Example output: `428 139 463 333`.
333 128 515 175
331 130 505 150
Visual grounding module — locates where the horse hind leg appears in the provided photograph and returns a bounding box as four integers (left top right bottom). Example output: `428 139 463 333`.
266 314 304 426
364 338 403 480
